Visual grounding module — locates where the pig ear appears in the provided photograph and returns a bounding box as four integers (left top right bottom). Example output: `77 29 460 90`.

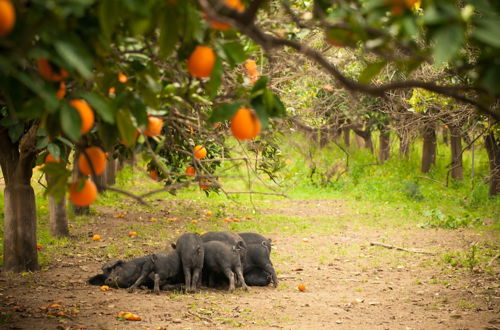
151 254 158 262
103 259 123 270
267 238 272 245
237 241 245 249
171 243 176 249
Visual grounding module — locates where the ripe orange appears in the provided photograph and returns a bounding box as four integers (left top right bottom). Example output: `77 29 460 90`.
124 313 141 321
70 179 98 207
143 116 163 137
100 285 110 291
108 87 116 95
205 211 213 216
0 0 15 37
185 166 196 177
78 146 106 176
56 82 66 99
199 179 209 190
230 108 261 140
45 154 61 163
193 145 207 159
91 234 100 241
244 59 257 75
233 218 239 222
191 220 198 224
149 170 159 181
118 73 128 83
224 218 231 223
70 99 95 134
37 58 68 82
187 46 216 78
36 243 42 250
298 284 306 291
128 231 137 237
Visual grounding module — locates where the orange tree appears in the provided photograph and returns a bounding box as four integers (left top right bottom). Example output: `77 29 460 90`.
0 0 284 272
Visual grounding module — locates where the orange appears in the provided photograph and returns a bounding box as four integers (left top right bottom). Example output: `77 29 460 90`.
118 73 128 83
91 234 101 241
207 0 244 30
230 108 261 140
108 87 116 95
185 166 196 177
45 154 61 163
143 116 163 137
78 147 106 176
187 46 216 78
70 99 95 134
100 285 110 291
124 313 141 321
224 218 231 223
37 58 68 82
191 220 198 224
244 59 257 75
193 145 207 159
56 82 66 99
36 243 42 250
0 0 15 37
149 170 159 181
298 284 306 291
205 211 213 216
325 37 345 48
128 231 137 237
233 218 239 222
199 179 209 190
69 179 97 206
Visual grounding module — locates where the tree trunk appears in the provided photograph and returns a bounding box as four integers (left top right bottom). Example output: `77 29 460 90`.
421 124 437 173
449 125 463 180
0 124 40 272
355 134 364 148
399 134 410 158
442 126 449 145
47 176 69 238
343 128 350 147
106 157 116 186
71 151 89 215
379 130 390 163
353 127 373 153
484 131 500 196
93 173 107 193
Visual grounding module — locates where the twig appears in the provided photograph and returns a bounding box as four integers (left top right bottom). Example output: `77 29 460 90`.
139 182 191 199
487 254 500 268
106 187 148 205
370 242 435 255
187 310 214 323
224 191 288 197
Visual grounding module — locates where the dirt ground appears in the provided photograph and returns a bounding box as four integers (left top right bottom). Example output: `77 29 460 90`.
0 198 499 329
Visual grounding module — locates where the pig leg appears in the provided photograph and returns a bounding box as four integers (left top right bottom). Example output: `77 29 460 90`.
223 268 235 292
154 273 161 295
191 267 202 291
183 265 192 292
264 263 278 287
235 267 249 291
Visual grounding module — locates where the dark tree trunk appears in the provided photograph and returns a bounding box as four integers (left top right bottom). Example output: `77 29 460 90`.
484 131 500 196
343 128 350 147
353 127 373 153
0 125 40 272
93 173 107 193
106 157 116 186
379 130 390 163
449 125 463 180
399 134 410 158
47 176 69 238
71 151 89 215
421 124 437 173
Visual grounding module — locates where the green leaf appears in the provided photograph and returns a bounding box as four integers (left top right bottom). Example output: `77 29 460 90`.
98 0 120 40
60 103 82 141
42 163 71 201
47 142 61 159
359 61 386 84
116 109 136 147
270 94 286 117
54 37 93 79
221 42 246 67
82 92 115 124
129 97 148 127
432 25 464 65
251 76 268 94
250 97 269 129
8 123 24 143
159 9 178 58
472 18 500 48
206 55 223 99
208 103 241 123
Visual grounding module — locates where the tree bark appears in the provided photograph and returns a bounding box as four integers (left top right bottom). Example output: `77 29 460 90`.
421 123 437 173
106 157 116 186
71 151 89 215
449 125 463 180
353 127 373 153
442 126 449 145
484 131 500 196
0 124 40 272
343 128 350 147
47 177 69 238
379 130 390 163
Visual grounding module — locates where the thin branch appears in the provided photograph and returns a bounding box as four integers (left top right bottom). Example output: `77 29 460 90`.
224 191 288 197
487 254 500 268
106 187 148 205
370 242 435 255
417 175 447 187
